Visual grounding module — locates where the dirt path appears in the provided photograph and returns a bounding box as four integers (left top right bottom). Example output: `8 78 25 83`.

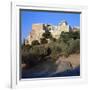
57 54 80 68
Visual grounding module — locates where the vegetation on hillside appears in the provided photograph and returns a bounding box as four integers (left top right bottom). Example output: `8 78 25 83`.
21 30 80 68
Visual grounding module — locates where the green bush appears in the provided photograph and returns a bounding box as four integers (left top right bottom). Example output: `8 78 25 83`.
40 38 48 44
29 45 48 56
22 45 49 67
42 31 52 39
31 40 40 46
21 44 32 53
59 41 69 57
59 31 80 43
68 39 80 54
57 39 80 57
49 42 62 61
50 37 57 42
56 31 80 57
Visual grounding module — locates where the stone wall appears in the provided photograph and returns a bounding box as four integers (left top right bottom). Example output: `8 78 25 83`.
25 21 78 45
25 24 45 45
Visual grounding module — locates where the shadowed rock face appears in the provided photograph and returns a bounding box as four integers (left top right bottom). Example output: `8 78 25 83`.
50 66 80 77
21 55 79 78
55 61 73 73
57 54 80 69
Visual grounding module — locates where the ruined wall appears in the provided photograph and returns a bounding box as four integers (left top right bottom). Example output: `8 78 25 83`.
25 21 73 45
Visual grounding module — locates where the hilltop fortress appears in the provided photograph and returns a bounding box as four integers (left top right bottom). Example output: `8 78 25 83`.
25 20 79 45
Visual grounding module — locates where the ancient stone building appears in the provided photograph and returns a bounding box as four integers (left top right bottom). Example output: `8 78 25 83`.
25 24 45 45
50 21 70 39
72 27 80 32
25 20 77 45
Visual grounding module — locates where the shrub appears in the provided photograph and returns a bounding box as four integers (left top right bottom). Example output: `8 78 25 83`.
22 45 49 67
59 31 80 43
57 39 80 57
40 38 48 44
56 31 80 57
49 42 62 61
59 32 70 43
22 53 41 67
71 31 80 40
68 39 80 54
21 44 32 53
59 41 69 57
42 31 52 39
29 45 48 56
31 40 40 46
50 37 57 42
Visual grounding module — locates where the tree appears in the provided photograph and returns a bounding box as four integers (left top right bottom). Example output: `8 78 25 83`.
68 39 80 54
31 40 40 46
72 31 80 40
50 37 56 42
59 31 80 43
40 38 48 44
42 31 52 39
59 32 70 43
